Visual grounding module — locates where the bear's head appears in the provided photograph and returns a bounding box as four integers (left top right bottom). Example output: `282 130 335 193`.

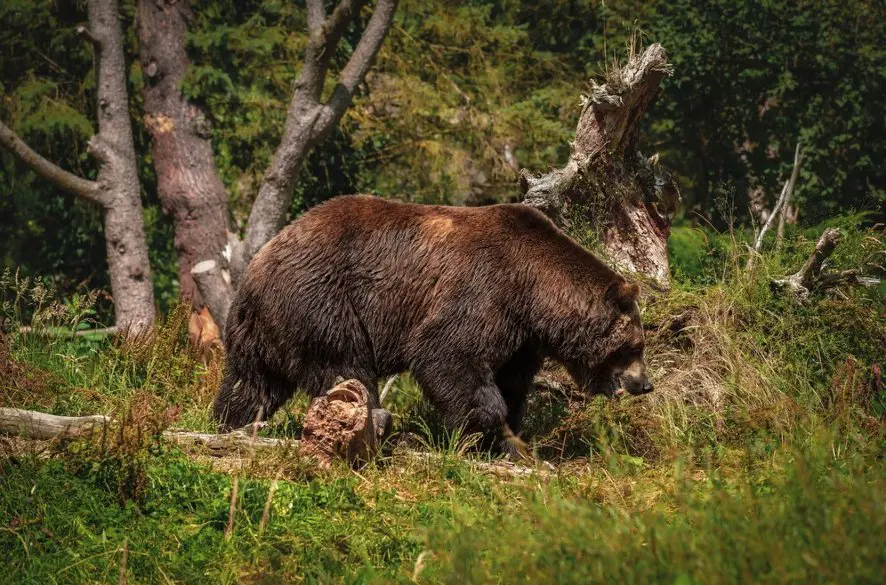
565 280 652 398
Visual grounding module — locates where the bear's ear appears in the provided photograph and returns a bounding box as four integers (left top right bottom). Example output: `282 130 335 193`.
606 281 640 312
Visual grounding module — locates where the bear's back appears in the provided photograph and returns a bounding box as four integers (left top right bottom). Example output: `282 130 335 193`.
252 195 616 293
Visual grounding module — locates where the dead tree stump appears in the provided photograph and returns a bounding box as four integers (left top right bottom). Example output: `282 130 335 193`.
520 43 679 289
300 379 382 468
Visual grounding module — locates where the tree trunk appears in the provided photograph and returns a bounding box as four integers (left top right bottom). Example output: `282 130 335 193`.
88 0 156 332
137 0 231 310
520 44 679 289
1 0 155 335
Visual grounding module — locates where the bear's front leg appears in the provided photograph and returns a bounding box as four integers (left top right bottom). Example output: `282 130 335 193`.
411 358 513 456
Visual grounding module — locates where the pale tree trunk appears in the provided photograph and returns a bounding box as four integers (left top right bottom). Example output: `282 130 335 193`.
521 44 679 289
136 0 232 310
169 0 399 336
0 0 155 334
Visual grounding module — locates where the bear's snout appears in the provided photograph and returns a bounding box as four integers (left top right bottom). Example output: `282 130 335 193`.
619 358 653 395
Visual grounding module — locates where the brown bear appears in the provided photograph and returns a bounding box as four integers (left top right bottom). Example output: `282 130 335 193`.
213 195 652 452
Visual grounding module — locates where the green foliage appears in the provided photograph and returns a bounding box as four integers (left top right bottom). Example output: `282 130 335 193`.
185 0 373 221
642 0 886 224
3 434 881 584
421 442 884 585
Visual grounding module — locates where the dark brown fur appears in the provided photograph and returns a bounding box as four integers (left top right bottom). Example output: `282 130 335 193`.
213 195 650 451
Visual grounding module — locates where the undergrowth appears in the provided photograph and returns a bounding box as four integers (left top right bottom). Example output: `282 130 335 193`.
0 222 883 584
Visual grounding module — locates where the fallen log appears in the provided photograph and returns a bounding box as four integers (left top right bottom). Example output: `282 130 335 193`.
403 451 553 479
0 408 111 440
0 407 299 453
0 406 548 479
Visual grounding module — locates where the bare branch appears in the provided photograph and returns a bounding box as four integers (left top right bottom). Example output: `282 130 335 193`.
752 142 803 256
322 0 366 51
306 0 326 31
300 0 367 102
338 0 398 93
316 0 399 140
0 120 103 203
76 25 101 49
241 0 398 265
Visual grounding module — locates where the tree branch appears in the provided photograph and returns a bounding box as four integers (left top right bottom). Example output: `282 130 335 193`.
241 0 398 266
315 0 399 140
306 0 326 31
300 0 367 102
322 0 366 52
76 25 102 49
772 227 880 302
0 120 104 203
752 142 803 257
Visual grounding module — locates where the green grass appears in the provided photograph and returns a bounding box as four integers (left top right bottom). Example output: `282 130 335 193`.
0 222 883 583
1 429 882 584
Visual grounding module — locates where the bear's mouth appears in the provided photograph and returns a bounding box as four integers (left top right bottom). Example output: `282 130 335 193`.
612 374 626 399
590 373 621 398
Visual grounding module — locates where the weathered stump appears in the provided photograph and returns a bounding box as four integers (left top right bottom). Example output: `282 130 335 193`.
521 43 679 289
300 379 389 468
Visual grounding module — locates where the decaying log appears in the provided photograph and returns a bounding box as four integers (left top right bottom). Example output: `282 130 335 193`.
0 409 111 441
521 43 678 289
0 404 548 479
0 407 299 453
772 228 880 302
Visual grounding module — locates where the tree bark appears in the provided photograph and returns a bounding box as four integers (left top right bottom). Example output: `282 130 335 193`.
88 0 156 333
520 44 678 289
0 0 155 334
239 0 399 269
191 260 232 331
130 0 398 333
137 0 232 310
